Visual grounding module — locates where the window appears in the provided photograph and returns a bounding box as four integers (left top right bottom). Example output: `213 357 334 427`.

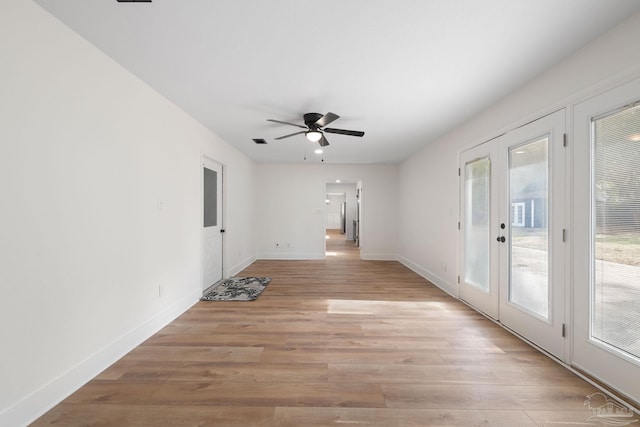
591 103 640 359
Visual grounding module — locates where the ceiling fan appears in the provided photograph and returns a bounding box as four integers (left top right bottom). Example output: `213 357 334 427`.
267 112 365 147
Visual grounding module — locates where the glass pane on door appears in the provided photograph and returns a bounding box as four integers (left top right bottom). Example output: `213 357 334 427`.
508 137 549 319
592 104 640 359
464 157 491 292
203 167 218 227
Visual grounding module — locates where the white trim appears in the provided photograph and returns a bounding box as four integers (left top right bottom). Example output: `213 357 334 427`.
228 256 257 277
257 252 324 260
397 255 457 298
359 253 397 261
1 290 200 427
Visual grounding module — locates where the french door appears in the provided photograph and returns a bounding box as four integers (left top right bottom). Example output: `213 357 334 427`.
460 109 566 359
460 143 500 319
573 78 640 403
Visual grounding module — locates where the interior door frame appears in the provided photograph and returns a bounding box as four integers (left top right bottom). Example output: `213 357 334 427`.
201 154 225 292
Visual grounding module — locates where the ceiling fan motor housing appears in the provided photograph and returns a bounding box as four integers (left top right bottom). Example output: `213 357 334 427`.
304 113 324 128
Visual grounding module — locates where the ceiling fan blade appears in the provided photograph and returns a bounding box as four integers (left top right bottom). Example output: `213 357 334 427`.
319 134 330 147
267 119 307 129
324 128 365 137
315 112 340 128
275 130 306 140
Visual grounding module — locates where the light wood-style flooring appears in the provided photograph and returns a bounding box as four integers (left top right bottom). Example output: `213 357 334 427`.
34 230 614 426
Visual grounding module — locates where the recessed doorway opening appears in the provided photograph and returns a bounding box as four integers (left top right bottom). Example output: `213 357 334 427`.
325 181 360 258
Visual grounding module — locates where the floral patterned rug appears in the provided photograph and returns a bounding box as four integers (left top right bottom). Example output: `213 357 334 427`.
201 277 271 301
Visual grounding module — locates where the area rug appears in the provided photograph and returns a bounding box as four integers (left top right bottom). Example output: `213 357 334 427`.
201 277 271 301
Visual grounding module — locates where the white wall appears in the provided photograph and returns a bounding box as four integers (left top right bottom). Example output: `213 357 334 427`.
255 164 397 260
325 193 345 229
0 1 254 425
397 11 640 296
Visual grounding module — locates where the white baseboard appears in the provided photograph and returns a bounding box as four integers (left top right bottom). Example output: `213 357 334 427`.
1 289 200 427
397 255 458 298
257 252 324 260
228 255 256 277
360 253 397 261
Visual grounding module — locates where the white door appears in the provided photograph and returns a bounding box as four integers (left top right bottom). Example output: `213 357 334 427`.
497 109 566 360
202 157 223 291
573 77 640 403
459 143 500 319
459 110 566 359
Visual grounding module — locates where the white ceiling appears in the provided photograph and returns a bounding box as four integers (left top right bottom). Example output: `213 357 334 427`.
34 0 640 164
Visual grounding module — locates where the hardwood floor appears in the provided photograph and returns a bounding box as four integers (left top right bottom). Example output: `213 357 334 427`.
33 230 616 426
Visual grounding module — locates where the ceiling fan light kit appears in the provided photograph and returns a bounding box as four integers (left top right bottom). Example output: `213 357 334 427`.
305 130 323 142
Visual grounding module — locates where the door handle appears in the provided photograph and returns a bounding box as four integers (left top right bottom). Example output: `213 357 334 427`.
496 236 505 243
220 229 226 233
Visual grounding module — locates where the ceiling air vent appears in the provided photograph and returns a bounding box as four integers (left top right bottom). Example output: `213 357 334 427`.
252 138 267 144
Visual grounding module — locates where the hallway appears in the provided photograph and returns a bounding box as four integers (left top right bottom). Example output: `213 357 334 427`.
325 228 360 259
33 234 621 426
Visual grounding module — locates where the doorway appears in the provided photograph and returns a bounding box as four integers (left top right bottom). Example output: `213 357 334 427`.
325 181 359 257
202 156 223 292
459 109 567 360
